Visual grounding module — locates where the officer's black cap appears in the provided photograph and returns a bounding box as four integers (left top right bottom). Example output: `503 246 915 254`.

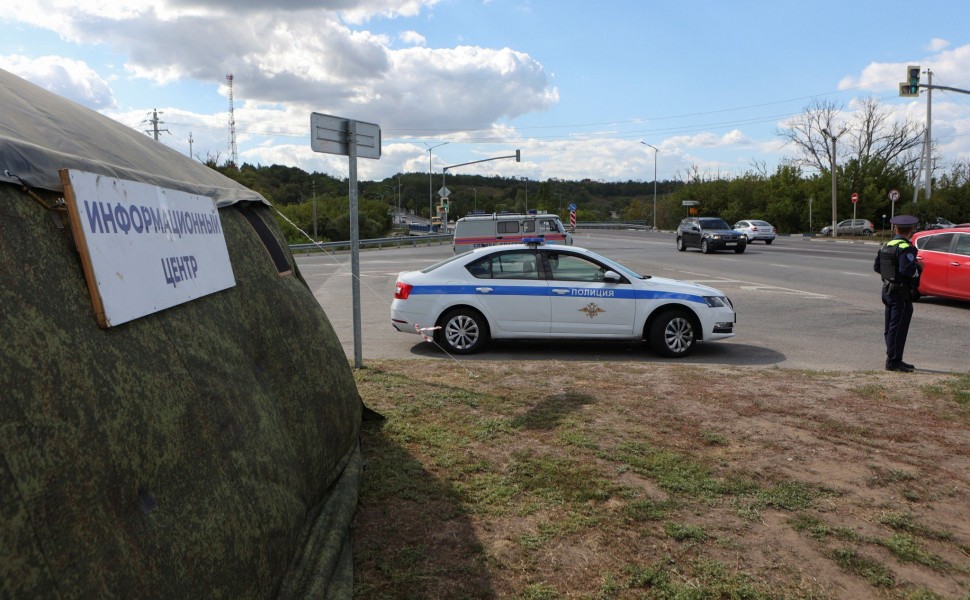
890 215 919 226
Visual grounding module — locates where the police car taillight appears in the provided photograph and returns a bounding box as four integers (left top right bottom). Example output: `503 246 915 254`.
394 282 413 300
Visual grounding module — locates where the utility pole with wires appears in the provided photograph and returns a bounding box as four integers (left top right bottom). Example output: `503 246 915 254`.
143 109 169 141
188 132 194 159
821 126 848 237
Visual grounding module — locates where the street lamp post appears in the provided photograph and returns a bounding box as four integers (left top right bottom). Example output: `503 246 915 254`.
423 142 448 226
441 151 522 217
641 142 659 230
821 127 847 238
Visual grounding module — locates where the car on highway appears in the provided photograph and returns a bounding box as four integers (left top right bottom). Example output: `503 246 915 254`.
820 219 875 236
676 217 747 253
911 224 970 302
923 217 955 230
390 239 736 357
733 219 777 244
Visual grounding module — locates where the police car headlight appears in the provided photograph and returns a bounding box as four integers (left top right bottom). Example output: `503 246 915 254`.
704 296 731 308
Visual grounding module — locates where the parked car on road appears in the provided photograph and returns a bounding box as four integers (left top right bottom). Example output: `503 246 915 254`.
390 239 737 357
676 217 746 253
820 219 875 236
911 224 970 302
733 219 776 244
923 217 955 230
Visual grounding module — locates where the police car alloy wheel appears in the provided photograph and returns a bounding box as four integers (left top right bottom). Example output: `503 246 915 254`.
438 308 487 354
650 309 697 358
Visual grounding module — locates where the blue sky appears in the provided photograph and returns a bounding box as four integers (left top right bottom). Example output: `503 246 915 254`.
3 0 970 186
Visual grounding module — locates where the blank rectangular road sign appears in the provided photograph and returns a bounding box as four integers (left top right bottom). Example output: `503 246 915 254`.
310 113 381 159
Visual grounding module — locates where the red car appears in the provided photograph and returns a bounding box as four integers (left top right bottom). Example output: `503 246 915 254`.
911 225 970 301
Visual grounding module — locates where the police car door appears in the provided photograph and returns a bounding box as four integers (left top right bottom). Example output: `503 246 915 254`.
465 249 550 334
541 250 636 336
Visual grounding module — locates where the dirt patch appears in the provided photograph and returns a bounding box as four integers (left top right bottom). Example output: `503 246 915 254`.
353 361 970 598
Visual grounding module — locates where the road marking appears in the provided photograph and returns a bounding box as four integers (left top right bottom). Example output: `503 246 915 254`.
738 285 832 299
672 269 832 299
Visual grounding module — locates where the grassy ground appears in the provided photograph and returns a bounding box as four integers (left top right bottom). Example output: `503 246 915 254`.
351 359 970 599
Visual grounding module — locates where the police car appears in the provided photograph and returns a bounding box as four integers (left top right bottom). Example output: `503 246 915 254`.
390 240 736 357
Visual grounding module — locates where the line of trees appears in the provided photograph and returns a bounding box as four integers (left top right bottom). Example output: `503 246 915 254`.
209 97 968 243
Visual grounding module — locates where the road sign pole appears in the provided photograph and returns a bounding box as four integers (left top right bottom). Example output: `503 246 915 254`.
311 112 381 369
348 121 363 369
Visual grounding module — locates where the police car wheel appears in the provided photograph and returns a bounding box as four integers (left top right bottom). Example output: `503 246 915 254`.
438 308 487 354
649 310 697 358
676 237 686 252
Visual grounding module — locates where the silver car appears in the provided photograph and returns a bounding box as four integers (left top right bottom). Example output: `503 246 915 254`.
820 219 875 236
733 220 776 244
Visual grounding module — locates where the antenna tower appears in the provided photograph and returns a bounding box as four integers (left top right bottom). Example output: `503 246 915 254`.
226 73 238 169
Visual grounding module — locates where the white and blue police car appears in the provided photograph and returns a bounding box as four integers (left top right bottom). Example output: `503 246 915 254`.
390 239 736 357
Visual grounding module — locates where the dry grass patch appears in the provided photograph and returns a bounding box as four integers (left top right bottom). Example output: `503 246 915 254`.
352 360 970 599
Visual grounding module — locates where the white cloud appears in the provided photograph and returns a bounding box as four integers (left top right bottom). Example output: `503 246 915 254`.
0 54 117 109
399 30 426 46
5 1 558 137
927 38 949 52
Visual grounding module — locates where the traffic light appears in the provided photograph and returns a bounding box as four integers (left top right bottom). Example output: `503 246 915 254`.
899 65 921 97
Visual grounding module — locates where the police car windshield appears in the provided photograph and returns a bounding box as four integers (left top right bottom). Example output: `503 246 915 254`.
585 250 648 280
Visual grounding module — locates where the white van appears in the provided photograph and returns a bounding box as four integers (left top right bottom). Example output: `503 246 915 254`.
453 212 572 254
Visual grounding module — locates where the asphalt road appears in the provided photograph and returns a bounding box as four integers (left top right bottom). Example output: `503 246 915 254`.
297 231 969 374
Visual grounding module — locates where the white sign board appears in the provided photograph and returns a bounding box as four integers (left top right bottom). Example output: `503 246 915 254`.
310 113 381 159
61 170 236 328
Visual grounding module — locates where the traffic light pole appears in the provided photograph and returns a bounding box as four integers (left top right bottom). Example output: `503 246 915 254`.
924 69 932 201
900 66 970 202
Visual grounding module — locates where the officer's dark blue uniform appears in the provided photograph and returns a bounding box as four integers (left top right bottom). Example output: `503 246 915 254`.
873 215 920 372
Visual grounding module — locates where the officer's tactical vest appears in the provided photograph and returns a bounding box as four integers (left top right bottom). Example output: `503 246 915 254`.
879 239 911 283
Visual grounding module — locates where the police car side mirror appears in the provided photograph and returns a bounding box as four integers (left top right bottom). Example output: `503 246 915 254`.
603 270 622 283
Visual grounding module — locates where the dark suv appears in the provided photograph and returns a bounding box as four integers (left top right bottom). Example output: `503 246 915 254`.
676 217 746 254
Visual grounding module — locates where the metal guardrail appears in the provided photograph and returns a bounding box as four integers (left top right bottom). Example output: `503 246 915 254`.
289 234 453 253
287 222 653 253
575 221 651 230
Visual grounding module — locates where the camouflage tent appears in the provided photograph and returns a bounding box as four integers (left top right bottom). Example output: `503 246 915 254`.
0 68 362 598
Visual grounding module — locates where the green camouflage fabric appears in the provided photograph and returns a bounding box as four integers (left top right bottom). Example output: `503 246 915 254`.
0 186 362 599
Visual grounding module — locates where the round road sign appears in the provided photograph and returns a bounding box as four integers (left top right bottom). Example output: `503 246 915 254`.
889 189 900 202
851 192 859 204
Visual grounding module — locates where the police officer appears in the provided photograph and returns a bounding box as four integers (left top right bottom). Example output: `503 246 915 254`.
873 214 920 372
